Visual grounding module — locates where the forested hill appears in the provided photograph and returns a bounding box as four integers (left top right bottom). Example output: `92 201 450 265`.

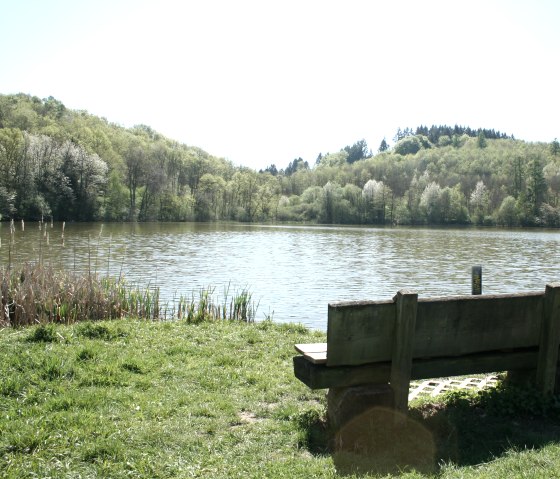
1 93 560 227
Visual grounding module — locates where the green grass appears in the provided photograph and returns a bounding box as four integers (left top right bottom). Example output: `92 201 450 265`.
1 320 560 478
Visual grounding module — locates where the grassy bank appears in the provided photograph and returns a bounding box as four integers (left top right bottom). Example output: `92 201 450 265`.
1 320 560 478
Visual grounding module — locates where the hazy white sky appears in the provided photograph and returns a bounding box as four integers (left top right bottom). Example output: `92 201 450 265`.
1 0 559 170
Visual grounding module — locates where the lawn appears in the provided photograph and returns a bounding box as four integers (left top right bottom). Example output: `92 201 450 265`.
1 319 559 478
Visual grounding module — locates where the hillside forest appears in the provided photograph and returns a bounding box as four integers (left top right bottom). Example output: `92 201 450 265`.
1 93 560 227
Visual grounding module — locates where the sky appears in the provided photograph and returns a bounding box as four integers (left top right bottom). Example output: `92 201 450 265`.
1 0 559 171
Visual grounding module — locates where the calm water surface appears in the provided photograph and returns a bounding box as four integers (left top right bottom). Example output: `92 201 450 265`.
1 222 559 330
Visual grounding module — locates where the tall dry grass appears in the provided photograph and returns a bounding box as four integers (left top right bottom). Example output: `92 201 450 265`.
1 263 147 327
0 263 258 328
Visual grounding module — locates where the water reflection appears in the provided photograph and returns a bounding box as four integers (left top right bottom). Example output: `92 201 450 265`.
1 222 559 330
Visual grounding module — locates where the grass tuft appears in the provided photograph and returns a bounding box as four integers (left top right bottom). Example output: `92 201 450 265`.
25 323 59 343
75 322 126 341
82 442 124 464
76 347 97 362
121 361 144 374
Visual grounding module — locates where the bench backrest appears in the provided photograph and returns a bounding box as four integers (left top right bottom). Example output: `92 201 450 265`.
326 292 544 367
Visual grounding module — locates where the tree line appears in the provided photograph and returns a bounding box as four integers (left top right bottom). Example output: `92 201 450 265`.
1 93 559 227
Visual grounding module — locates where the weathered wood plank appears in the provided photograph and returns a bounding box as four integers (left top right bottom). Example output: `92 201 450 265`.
536 283 560 394
326 299 395 366
294 348 541 390
294 343 327 355
390 290 418 420
415 293 542 357
295 343 327 364
302 351 327 364
326 292 543 367
294 355 391 390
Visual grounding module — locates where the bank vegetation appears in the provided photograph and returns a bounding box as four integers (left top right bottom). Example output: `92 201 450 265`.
0 262 258 328
1 93 560 227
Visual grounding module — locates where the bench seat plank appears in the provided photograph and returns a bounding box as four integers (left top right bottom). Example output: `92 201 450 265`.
294 343 327 355
295 343 328 364
302 351 327 364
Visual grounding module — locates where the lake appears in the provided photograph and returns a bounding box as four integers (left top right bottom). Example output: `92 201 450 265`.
1 221 560 330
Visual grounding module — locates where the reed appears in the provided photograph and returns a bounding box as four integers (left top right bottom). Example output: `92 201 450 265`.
0 262 259 327
173 284 257 323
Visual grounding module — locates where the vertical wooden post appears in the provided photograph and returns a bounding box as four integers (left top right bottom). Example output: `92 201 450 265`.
536 283 560 395
472 266 482 295
390 289 418 424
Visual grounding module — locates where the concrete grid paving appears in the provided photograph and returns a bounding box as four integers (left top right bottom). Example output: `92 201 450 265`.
408 375 500 401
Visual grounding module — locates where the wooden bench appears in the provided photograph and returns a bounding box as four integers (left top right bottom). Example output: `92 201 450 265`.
294 284 560 424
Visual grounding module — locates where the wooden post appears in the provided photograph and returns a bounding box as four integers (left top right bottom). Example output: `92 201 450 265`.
390 290 418 424
472 266 482 295
536 283 560 395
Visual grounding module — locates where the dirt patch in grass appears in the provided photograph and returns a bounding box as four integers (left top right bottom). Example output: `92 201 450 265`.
238 411 260 424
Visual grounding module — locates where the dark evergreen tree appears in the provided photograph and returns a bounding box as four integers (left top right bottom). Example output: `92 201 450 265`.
262 164 278 176
551 138 560 156
378 138 389 153
344 139 371 164
477 131 487 148
415 125 429 136
526 157 547 217
284 157 308 176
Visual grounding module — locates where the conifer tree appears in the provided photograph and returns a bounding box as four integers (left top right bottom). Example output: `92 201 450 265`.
550 138 560 156
378 138 389 153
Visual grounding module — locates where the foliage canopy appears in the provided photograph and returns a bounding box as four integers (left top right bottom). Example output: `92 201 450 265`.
1 93 559 227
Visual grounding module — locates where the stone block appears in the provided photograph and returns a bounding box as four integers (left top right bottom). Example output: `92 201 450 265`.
327 384 393 431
